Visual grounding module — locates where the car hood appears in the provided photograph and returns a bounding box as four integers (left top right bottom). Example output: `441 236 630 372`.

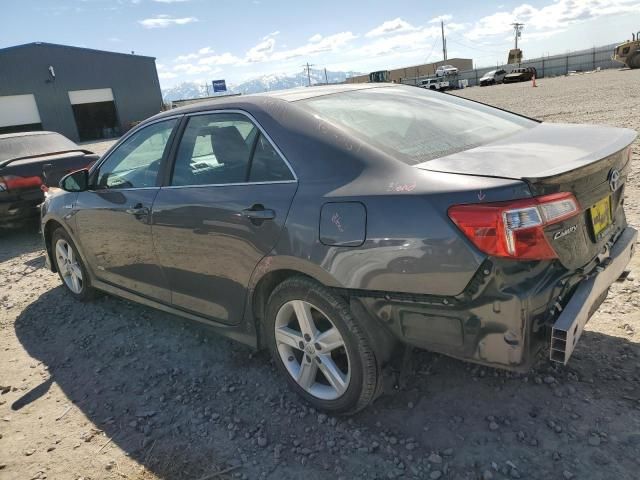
416 123 636 182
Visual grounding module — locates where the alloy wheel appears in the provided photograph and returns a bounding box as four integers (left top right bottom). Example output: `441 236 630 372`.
55 239 83 294
274 299 351 400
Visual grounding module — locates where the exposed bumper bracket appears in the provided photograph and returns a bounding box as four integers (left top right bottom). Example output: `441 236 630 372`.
550 227 637 364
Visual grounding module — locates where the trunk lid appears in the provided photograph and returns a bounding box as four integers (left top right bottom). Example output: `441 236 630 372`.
0 151 98 188
419 123 637 270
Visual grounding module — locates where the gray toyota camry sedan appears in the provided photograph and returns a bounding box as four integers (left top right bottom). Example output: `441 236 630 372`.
41 84 637 413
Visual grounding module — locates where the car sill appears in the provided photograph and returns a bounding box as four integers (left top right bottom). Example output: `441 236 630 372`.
91 279 257 348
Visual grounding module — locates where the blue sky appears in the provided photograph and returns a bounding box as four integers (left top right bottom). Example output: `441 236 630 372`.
4 0 640 88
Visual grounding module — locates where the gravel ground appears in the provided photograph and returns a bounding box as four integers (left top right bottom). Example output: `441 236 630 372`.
1 68 639 480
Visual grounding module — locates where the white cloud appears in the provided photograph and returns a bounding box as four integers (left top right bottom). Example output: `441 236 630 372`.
158 71 178 79
309 33 323 43
173 63 214 74
365 18 417 37
263 30 280 40
358 26 441 57
270 31 358 61
198 52 243 65
246 37 276 62
429 14 453 23
466 0 640 40
153 0 190 3
139 15 197 28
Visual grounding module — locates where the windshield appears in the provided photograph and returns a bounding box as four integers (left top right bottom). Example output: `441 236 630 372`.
0 132 79 164
298 86 536 164
482 71 496 77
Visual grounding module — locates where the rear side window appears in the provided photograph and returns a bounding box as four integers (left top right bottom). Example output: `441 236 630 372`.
171 113 293 186
299 86 536 165
249 134 294 182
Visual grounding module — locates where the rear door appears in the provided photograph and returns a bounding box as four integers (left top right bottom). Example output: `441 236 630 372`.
152 111 297 324
73 117 179 302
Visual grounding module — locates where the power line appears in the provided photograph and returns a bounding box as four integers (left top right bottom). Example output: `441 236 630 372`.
423 36 440 64
302 62 315 86
511 22 524 50
440 20 447 61
446 35 507 55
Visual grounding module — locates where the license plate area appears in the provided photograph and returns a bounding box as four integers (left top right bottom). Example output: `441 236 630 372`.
589 195 612 240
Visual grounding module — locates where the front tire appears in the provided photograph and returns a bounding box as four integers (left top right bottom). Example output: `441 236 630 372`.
52 228 95 301
265 276 380 414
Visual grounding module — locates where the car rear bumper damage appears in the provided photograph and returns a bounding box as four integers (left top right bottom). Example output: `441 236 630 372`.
550 226 637 364
353 226 637 372
0 195 42 223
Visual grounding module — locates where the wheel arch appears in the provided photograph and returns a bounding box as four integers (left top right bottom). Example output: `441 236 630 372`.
44 219 66 273
247 259 397 361
248 256 346 349
43 218 91 277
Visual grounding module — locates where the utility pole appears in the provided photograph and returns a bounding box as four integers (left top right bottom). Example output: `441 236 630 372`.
440 20 447 61
324 67 328 84
511 22 524 50
302 62 315 86
201 83 210 96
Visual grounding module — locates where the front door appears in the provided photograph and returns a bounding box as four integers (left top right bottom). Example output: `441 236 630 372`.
152 112 297 324
73 118 179 302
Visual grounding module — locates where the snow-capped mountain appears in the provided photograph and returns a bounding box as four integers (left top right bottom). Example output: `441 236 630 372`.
162 69 363 102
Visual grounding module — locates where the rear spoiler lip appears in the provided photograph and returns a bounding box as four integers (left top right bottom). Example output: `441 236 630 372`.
416 124 637 184
0 150 95 169
419 143 634 187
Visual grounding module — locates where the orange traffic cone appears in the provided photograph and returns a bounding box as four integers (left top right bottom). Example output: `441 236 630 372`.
532 75 537 87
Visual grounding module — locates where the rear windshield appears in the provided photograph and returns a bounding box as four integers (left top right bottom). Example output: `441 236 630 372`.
0 133 79 164
299 86 536 164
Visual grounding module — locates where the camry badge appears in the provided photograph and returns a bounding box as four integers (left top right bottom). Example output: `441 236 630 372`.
608 168 621 192
554 224 577 240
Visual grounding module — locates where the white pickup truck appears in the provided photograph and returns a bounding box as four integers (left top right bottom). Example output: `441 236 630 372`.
420 78 449 91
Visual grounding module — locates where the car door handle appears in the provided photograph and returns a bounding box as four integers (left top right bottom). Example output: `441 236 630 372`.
241 205 275 220
126 204 150 216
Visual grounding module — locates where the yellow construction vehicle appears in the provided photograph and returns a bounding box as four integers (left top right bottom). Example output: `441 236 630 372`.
613 31 640 69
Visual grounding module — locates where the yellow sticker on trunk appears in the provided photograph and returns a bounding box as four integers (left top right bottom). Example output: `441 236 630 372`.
590 195 612 239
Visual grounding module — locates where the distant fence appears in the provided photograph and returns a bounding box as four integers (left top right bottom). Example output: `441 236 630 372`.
401 43 621 88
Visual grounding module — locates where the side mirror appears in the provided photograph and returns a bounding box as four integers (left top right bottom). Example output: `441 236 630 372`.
60 169 89 192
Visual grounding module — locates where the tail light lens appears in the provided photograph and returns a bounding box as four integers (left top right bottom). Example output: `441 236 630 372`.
448 192 579 260
0 175 43 192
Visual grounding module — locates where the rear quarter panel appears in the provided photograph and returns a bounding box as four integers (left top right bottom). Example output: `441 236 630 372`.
257 167 531 297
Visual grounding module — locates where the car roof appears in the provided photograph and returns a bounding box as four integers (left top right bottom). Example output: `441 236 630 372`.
0 131 59 140
158 83 398 119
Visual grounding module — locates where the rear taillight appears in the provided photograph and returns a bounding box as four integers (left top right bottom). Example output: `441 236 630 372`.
448 192 579 260
0 175 43 192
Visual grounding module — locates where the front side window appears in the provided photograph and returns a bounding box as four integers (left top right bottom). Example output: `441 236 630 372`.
96 119 177 189
299 86 536 165
171 113 293 186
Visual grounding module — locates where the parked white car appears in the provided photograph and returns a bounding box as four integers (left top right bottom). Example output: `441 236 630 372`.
435 65 459 77
479 69 508 86
420 78 449 91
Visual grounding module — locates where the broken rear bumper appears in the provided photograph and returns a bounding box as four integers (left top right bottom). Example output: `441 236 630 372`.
550 226 637 364
353 227 636 372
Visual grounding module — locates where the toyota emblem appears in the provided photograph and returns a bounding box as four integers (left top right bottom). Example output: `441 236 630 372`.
608 168 621 192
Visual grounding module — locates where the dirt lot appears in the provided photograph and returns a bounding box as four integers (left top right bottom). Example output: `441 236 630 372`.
1 68 639 480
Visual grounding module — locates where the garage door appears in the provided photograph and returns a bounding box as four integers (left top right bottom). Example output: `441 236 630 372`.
68 88 119 141
68 88 114 105
0 94 42 134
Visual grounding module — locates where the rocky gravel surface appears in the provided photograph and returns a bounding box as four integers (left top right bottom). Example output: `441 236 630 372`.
1 68 639 480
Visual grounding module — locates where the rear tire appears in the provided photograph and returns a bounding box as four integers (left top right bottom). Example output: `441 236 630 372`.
265 276 380 414
52 228 96 301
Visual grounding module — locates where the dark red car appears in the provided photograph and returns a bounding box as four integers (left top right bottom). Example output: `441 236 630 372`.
0 131 98 225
